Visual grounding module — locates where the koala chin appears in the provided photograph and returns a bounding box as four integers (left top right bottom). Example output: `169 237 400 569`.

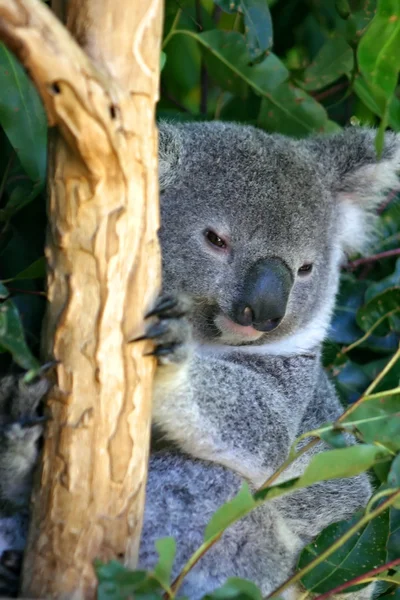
0 123 399 598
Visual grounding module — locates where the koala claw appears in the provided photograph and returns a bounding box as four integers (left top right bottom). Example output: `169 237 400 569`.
1 421 44 446
0 550 22 575
138 294 192 366
145 294 191 320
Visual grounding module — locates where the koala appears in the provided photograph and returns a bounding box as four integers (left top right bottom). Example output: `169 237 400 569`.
0 122 399 598
0 375 49 596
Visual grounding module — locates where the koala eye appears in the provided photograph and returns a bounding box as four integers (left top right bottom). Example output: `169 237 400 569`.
298 263 313 276
204 230 227 249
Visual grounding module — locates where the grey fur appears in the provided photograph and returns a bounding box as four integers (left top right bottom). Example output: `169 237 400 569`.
0 122 399 598
141 123 400 598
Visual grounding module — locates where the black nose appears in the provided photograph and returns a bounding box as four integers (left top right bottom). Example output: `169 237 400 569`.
233 258 293 332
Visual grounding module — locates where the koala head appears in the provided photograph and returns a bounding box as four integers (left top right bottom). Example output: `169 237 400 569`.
158 122 400 354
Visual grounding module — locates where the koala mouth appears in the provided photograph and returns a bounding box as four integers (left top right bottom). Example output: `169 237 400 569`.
214 313 264 342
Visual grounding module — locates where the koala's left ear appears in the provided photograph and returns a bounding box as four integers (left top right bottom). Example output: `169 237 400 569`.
303 127 400 254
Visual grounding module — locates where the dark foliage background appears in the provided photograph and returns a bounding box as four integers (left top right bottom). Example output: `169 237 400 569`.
0 0 399 598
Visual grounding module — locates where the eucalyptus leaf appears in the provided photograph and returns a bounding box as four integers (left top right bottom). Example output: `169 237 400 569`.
214 0 273 61
195 30 288 96
358 1 400 100
356 288 400 334
258 84 329 136
387 506 400 560
299 509 389 593
153 537 176 588
365 260 400 303
342 397 400 452
0 44 46 183
0 282 8 299
204 577 263 599
4 257 46 282
255 445 392 505
301 36 353 91
0 299 39 370
205 483 256 542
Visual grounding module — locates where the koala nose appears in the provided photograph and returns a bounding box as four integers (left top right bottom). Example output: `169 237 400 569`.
234 258 293 332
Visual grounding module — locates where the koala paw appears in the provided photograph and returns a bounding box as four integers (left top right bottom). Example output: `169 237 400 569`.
137 294 193 366
0 556 20 598
0 371 51 422
0 370 53 510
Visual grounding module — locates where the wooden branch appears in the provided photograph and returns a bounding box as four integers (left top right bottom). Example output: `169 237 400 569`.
0 0 163 597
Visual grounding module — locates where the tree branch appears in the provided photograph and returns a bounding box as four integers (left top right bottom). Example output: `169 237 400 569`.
0 0 117 172
345 248 400 270
0 0 163 597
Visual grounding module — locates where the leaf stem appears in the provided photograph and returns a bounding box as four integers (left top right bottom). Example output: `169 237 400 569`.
169 532 223 597
364 345 400 396
363 386 400 401
341 310 399 355
258 438 318 490
265 490 400 599
162 9 182 49
365 487 399 514
337 345 400 424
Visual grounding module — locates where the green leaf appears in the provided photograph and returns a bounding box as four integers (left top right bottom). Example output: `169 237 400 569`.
195 30 288 97
255 445 392 505
358 0 400 100
160 51 167 71
0 44 47 183
342 397 400 452
2 257 46 282
204 577 263 599
319 427 349 449
258 83 329 137
2 180 45 220
388 454 400 487
95 560 163 600
357 288 400 334
299 509 389 593
214 0 273 61
0 282 8 299
153 537 176 588
205 483 256 542
365 259 400 302
293 444 391 485
301 36 353 91
387 506 400 560
240 0 273 60
0 299 39 370
335 0 351 19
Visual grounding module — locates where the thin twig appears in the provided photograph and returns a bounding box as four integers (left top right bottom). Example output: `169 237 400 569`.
311 81 348 102
346 248 400 270
378 188 400 214
312 557 400 600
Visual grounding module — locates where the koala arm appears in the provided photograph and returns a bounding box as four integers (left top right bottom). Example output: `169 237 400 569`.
153 347 317 487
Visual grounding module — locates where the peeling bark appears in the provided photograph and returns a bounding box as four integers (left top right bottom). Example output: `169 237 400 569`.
0 0 163 597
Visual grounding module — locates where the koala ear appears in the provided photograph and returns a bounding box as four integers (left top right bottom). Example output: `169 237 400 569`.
304 128 400 254
158 121 183 191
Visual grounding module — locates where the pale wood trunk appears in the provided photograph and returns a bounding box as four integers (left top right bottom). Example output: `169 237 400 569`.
0 0 163 598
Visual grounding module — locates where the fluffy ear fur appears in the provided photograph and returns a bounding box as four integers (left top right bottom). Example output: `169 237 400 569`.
304 128 400 255
158 121 182 191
